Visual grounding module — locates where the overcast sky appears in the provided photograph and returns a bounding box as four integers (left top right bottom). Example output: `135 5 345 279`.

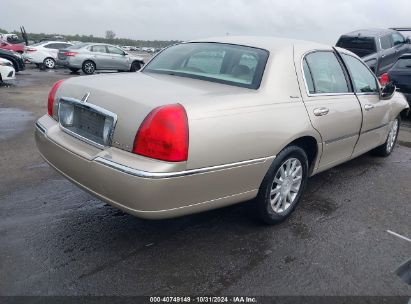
2 0 411 43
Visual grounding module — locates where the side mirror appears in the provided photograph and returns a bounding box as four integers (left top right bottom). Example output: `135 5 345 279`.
123 52 128 56
380 82 396 100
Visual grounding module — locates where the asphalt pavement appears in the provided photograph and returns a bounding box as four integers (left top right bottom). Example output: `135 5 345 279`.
0 66 410 296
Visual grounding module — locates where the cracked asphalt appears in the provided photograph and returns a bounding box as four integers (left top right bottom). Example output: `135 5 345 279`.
0 67 410 296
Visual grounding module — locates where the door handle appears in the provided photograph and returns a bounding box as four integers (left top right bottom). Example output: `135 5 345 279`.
313 107 329 116
364 104 374 111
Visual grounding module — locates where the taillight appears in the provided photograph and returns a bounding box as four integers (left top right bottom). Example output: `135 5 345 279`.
25 47 37 53
379 73 390 86
64 52 78 57
47 79 66 117
132 104 189 162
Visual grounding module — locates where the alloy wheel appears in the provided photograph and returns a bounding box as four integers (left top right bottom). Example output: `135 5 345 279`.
270 158 303 213
44 58 55 69
386 119 399 153
84 62 95 74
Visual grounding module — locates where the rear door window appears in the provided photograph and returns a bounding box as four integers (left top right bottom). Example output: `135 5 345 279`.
91 45 107 53
303 51 350 94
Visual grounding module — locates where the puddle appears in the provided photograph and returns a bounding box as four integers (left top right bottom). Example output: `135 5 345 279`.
302 195 339 216
0 108 34 141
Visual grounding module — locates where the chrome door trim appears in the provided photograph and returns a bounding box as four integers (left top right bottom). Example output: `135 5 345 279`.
361 122 389 135
324 132 358 145
94 156 270 179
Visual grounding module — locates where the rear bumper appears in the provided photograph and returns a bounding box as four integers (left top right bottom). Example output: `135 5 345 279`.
35 115 270 219
57 59 82 69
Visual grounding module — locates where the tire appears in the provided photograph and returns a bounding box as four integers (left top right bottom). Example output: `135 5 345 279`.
256 146 309 225
9 59 19 72
82 61 96 75
371 117 400 157
130 61 141 72
43 57 55 69
69 68 80 73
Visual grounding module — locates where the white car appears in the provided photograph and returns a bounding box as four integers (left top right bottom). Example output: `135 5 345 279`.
0 58 15 82
23 41 73 69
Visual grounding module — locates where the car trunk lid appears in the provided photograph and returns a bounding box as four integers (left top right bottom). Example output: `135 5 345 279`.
56 72 252 153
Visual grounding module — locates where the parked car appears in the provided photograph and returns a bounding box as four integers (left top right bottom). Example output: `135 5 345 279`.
0 58 15 82
336 29 411 76
35 37 409 224
0 40 25 54
57 43 145 74
0 49 25 72
380 53 411 111
0 34 20 43
23 41 73 69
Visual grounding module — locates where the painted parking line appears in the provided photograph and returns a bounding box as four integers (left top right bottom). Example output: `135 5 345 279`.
387 230 411 243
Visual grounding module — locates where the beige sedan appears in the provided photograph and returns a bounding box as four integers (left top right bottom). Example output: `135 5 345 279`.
35 37 409 224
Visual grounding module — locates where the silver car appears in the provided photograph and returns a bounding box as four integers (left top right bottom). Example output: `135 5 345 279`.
57 43 144 74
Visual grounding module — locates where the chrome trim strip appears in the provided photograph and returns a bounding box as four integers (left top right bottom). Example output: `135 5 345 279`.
35 121 46 134
94 156 269 179
58 97 118 150
361 122 389 135
324 132 358 145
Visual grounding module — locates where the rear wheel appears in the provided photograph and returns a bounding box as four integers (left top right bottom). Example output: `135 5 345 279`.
82 61 96 75
372 117 400 157
130 61 141 72
43 57 55 69
256 146 309 225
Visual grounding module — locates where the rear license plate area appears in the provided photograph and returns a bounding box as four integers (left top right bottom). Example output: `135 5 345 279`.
58 98 116 148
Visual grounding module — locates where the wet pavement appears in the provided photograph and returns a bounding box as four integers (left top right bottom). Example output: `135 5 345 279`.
0 66 410 296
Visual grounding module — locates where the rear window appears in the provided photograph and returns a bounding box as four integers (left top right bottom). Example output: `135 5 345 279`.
336 36 377 57
394 57 411 69
143 42 269 89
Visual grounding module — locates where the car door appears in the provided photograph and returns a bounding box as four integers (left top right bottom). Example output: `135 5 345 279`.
107 46 129 70
43 43 61 59
298 50 362 171
90 45 111 69
340 53 391 157
378 34 396 75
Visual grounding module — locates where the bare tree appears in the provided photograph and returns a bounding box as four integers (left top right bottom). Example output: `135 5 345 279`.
105 30 116 40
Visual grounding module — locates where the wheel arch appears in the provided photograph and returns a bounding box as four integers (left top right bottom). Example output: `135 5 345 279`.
400 108 410 120
83 59 97 69
285 136 319 175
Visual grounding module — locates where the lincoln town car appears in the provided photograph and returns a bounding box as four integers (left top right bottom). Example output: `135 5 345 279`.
35 37 409 224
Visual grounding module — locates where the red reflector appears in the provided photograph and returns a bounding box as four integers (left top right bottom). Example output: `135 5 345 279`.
379 73 389 86
48 79 66 117
64 52 78 56
133 104 189 162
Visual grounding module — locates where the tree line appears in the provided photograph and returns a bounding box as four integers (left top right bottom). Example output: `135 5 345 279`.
1 28 180 48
